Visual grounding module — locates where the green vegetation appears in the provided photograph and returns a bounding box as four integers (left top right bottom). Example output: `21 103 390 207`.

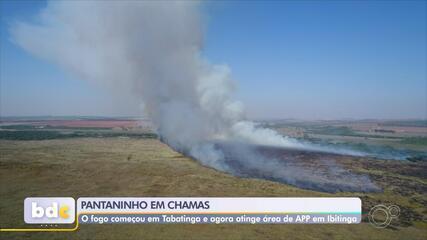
0 130 66 140
269 120 427 154
401 137 427 146
0 124 111 130
381 120 427 127
306 126 403 139
0 130 157 140
307 126 356 135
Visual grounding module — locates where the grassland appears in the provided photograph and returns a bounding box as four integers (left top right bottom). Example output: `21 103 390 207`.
0 136 426 240
269 120 427 157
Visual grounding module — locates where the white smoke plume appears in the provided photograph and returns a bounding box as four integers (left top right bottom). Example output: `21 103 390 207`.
11 1 301 159
11 1 378 192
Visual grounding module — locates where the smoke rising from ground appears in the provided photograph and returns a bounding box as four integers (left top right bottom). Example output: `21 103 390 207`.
11 1 378 192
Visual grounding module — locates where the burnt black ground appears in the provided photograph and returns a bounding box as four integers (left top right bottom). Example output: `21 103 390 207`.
214 142 383 193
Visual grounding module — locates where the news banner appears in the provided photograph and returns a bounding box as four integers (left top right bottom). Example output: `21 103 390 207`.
22 197 361 225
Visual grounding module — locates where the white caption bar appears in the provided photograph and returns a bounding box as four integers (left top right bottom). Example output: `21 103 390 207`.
77 197 361 214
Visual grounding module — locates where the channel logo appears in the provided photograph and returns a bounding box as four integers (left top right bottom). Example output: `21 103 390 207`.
24 197 75 224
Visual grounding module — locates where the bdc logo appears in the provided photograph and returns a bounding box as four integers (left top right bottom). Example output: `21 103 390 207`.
24 197 75 224
31 202 70 219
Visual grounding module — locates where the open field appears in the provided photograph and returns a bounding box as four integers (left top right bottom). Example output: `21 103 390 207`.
1 135 426 239
265 119 427 157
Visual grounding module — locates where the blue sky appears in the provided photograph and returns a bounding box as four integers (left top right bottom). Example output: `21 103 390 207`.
1 0 426 119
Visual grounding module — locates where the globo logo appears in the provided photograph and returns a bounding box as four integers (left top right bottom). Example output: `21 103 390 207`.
24 197 75 224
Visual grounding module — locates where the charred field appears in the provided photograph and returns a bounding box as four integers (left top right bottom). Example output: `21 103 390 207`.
222 143 426 193
215 142 390 193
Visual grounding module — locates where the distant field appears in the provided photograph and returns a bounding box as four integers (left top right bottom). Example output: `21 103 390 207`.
0 129 157 140
267 119 427 156
0 118 152 128
0 119 155 140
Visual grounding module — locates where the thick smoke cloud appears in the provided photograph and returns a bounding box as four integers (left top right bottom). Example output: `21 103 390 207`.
12 1 378 192
11 1 300 160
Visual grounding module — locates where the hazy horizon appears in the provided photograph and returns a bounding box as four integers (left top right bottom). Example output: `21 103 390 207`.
1 114 426 122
